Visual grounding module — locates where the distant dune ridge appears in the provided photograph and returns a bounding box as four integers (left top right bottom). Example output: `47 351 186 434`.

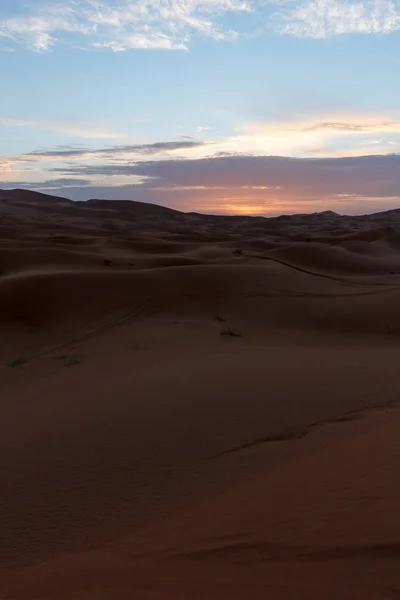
1 187 400 599
2 187 400 227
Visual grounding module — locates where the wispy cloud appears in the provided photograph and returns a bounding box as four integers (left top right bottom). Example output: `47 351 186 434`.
2 0 400 51
0 158 11 170
0 116 119 139
217 114 400 157
0 156 34 183
25 139 206 159
0 0 250 52
301 119 400 134
279 0 400 38
0 177 93 189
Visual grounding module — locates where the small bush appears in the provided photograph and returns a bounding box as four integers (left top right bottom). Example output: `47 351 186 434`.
220 328 243 338
7 356 28 368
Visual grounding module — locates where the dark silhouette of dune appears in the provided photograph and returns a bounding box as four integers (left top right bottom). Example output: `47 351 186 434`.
3 187 400 232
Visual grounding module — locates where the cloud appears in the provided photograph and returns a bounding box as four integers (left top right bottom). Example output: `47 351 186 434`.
31 177 93 188
302 120 400 134
0 156 35 183
0 178 92 189
1 0 400 52
0 158 11 170
50 153 400 198
217 114 400 157
0 0 250 52
0 116 119 139
279 0 400 38
25 139 206 159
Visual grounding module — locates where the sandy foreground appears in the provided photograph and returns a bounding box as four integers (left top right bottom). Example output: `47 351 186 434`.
1 190 400 599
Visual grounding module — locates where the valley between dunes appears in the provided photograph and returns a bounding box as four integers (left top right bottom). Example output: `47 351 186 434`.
1 189 400 599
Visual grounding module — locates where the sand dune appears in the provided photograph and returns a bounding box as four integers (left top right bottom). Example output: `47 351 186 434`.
1 189 400 599
265 242 400 274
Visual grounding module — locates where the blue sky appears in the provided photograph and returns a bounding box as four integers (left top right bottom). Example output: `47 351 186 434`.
1 0 400 215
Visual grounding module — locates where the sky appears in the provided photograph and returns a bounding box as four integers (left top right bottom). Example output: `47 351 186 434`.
1 0 400 215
